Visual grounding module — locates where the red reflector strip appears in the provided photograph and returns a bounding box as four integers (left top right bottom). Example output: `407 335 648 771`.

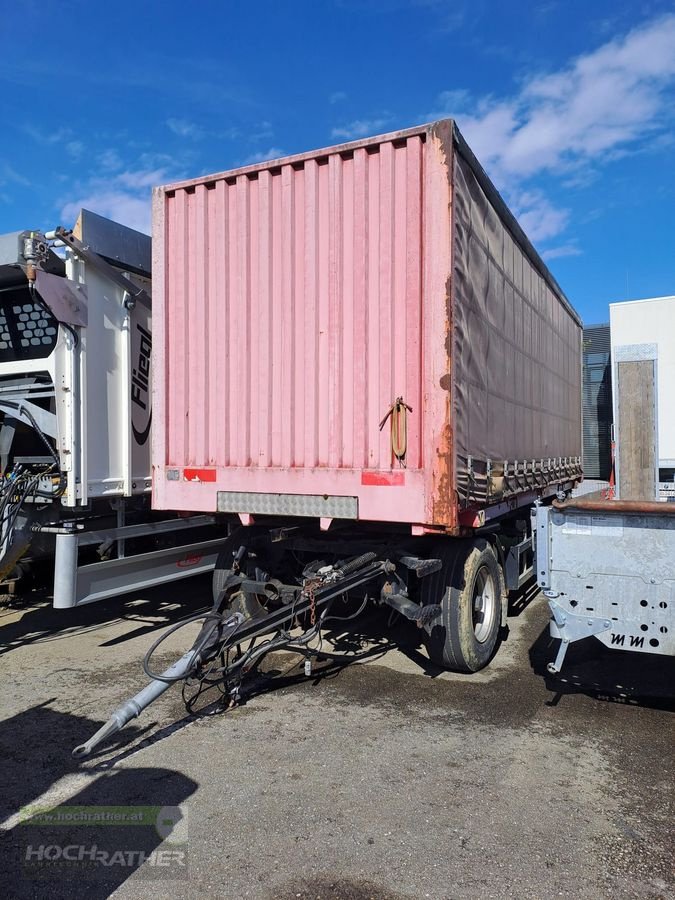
183 468 217 482
177 554 204 568
361 471 405 486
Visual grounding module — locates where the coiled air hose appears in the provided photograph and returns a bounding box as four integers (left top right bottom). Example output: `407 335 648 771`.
379 397 413 466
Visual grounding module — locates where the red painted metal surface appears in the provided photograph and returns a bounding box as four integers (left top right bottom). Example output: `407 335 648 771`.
159 135 425 474
361 471 406 487
153 124 444 525
183 468 217 483
152 120 581 529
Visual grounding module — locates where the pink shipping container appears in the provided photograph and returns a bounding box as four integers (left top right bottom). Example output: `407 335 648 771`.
152 119 582 533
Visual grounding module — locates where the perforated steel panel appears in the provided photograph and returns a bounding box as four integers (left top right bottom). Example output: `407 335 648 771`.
0 286 58 361
540 504 675 657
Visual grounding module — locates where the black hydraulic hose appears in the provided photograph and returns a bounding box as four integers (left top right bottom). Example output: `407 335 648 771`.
0 400 59 466
336 552 377 577
73 557 387 759
322 595 369 624
142 610 239 684
0 399 65 498
0 469 56 542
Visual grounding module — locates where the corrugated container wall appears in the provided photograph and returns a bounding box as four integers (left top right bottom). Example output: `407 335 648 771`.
152 120 582 530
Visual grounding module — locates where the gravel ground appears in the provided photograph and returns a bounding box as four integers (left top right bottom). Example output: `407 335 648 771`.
0 575 672 899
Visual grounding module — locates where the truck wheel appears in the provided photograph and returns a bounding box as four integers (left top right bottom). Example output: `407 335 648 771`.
422 539 503 672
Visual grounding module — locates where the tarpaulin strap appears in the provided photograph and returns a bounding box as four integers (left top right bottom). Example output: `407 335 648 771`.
379 397 413 467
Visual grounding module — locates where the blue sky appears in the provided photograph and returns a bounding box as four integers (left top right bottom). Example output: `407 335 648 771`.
1 0 673 325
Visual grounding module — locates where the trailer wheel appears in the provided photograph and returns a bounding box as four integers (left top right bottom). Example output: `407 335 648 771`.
212 527 263 605
422 539 503 672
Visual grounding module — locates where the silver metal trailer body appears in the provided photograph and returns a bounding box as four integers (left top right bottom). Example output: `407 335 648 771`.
0 210 227 606
534 498 675 673
0 211 152 513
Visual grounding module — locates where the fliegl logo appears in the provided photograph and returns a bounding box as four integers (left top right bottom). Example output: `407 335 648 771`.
131 322 152 445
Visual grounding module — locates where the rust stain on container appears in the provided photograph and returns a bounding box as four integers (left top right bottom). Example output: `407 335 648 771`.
430 121 456 531
431 269 455 529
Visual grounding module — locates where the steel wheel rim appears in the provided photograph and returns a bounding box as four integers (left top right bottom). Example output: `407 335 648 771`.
472 566 497 644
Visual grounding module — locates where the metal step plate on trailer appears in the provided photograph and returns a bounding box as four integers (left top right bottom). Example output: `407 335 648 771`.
533 499 675 672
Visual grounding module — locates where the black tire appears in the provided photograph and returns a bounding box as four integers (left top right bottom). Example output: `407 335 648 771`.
212 527 258 605
421 538 504 672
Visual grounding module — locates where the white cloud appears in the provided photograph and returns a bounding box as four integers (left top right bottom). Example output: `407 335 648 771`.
98 149 123 170
59 162 176 235
61 190 151 234
23 125 71 145
433 88 470 114
0 162 30 188
217 125 242 141
240 147 285 165
167 118 204 139
512 190 570 242
66 141 84 160
331 117 392 139
329 91 348 104
533 1 559 15
116 168 168 189
429 13 675 249
248 121 274 142
451 101 519 170
541 243 583 261
429 5 465 34
441 13 675 181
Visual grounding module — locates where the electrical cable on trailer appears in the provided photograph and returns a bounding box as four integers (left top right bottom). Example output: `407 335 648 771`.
141 610 243 684
0 399 66 569
72 551 403 758
0 401 59 469
72 548 447 759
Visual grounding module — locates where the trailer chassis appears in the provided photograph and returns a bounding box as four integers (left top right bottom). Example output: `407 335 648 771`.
47 510 229 608
73 547 442 757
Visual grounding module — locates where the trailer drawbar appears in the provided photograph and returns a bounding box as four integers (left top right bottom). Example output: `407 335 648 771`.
73 545 442 758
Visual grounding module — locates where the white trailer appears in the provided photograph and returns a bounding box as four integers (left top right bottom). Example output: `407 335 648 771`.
0 210 228 606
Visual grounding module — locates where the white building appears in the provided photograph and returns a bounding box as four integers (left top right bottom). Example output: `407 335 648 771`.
609 295 675 500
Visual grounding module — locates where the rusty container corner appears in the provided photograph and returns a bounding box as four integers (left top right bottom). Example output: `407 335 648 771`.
151 119 583 530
